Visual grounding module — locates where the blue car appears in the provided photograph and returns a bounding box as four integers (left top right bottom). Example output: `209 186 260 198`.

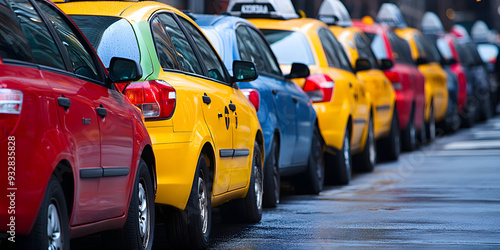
195 14 323 207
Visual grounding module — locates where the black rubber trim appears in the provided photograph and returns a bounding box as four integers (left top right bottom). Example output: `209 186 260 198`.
80 168 103 178
233 149 250 157
354 119 366 124
220 149 234 157
375 105 391 111
103 167 130 177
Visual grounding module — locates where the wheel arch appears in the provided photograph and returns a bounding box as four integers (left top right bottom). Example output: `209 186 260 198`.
52 160 74 218
200 142 216 193
141 144 157 195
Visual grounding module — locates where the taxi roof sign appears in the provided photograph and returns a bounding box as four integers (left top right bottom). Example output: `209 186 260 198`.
471 21 490 43
317 0 352 27
376 3 408 29
421 12 444 36
227 0 299 19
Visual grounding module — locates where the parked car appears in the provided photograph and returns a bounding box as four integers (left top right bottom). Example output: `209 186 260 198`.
228 0 375 185
354 20 426 151
57 1 264 248
195 14 323 208
318 0 400 162
0 0 156 249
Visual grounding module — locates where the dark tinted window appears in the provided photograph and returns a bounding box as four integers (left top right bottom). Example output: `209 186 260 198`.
388 31 413 64
150 16 180 70
354 33 378 68
157 13 203 75
422 37 441 63
247 26 282 76
317 27 352 71
71 15 141 68
0 0 32 62
436 38 453 60
37 0 100 80
179 17 227 82
365 32 388 60
262 29 315 65
236 26 267 74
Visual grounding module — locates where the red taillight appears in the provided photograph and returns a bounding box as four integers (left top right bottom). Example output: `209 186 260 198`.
303 74 334 103
124 80 176 119
385 71 402 90
0 89 23 140
458 72 467 87
240 89 260 112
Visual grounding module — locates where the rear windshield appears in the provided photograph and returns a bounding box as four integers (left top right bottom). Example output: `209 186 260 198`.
70 15 140 68
261 29 315 65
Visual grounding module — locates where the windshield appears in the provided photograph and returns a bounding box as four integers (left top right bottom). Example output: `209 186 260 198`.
261 29 315 65
70 15 140 68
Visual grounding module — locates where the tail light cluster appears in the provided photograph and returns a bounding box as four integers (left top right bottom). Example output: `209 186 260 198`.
240 89 260 111
0 89 23 140
385 71 402 90
303 74 334 103
125 80 176 120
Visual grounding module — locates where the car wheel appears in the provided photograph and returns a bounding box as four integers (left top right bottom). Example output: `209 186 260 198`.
461 99 476 128
263 138 280 208
354 115 376 172
378 110 400 161
426 104 436 142
402 108 417 151
238 142 264 223
297 125 325 194
480 95 492 121
23 176 69 250
327 127 351 185
167 154 211 249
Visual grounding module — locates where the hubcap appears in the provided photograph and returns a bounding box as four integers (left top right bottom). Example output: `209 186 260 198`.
254 164 263 210
314 133 322 180
368 123 376 165
273 145 280 203
198 176 208 235
430 112 435 140
138 181 149 243
344 135 350 173
410 122 416 146
47 203 62 250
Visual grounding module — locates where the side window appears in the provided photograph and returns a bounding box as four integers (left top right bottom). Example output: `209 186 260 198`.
354 34 377 68
413 34 428 60
236 25 267 74
247 27 282 76
318 28 352 71
150 16 180 70
157 13 203 75
388 31 413 64
0 0 32 62
179 17 228 82
36 0 100 80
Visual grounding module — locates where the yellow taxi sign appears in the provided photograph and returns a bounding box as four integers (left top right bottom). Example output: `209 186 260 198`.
227 0 299 19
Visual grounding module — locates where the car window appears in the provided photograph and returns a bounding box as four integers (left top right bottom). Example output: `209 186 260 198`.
354 33 378 68
157 13 203 75
150 16 180 70
413 34 429 60
70 15 142 69
422 37 441 63
37 0 100 80
365 32 388 60
236 25 267 75
262 29 315 65
179 16 228 83
388 30 413 65
317 27 352 71
246 26 282 76
436 38 453 61
477 44 499 64
0 0 33 63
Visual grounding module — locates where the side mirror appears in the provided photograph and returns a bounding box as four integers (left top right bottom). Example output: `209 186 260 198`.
285 63 310 79
355 58 371 72
379 59 394 71
415 57 429 66
109 57 142 84
232 60 258 83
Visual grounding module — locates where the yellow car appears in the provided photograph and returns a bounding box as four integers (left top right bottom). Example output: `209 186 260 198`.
228 0 374 184
318 0 399 161
57 1 264 248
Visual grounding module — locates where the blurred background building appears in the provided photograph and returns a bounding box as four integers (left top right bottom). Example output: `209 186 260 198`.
158 0 500 34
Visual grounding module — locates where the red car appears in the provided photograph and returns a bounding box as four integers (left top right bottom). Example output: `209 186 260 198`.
353 20 426 151
0 0 156 249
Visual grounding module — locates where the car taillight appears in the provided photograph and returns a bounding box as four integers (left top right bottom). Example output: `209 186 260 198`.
303 74 334 103
458 72 467 87
124 80 176 120
0 89 23 140
385 71 402 90
240 89 260 111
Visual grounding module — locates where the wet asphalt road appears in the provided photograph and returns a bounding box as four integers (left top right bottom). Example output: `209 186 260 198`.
72 115 500 249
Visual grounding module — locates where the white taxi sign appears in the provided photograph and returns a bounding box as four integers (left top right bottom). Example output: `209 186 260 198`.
421 12 444 36
227 0 299 19
376 3 408 28
317 0 352 27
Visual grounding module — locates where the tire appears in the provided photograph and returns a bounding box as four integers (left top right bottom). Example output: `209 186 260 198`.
443 100 460 133
237 142 264 223
297 125 325 194
354 115 376 172
326 127 352 185
103 159 155 250
479 95 492 121
402 108 417 151
378 110 400 161
461 100 476 128
166 155 211 249
426 104 436 142
23 176 69 250
263 138 280 208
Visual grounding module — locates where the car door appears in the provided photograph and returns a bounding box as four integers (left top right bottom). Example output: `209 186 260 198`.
27 0 104 225
235 25 297 167
179 17 253 191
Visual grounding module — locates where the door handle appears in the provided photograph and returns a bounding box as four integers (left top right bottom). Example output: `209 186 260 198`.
96 104 107 118
229 103 236 111
292 97 298 103
57 96 71 110
203 93 211 105
354 93 358 101
349 82 353 88
272 89 278 95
